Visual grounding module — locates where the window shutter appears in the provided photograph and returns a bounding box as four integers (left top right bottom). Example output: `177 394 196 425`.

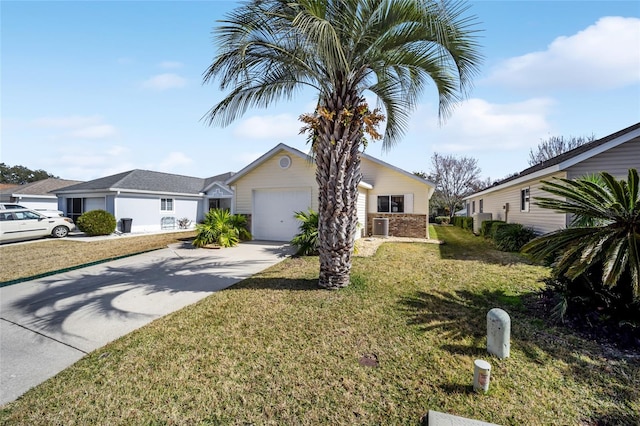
404 193 414 213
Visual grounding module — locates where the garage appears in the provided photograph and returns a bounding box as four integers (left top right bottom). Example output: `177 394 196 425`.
252 188 312 241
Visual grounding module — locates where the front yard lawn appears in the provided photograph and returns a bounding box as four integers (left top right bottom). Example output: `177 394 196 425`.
1 226 637 424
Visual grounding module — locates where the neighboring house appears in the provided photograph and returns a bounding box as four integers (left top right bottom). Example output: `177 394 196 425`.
226 143 435 242
464 122 640 234
0 178 82 211
54 170 234 233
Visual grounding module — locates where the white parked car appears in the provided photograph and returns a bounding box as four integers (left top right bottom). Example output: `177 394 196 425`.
0 208 76 243
0 203 64 218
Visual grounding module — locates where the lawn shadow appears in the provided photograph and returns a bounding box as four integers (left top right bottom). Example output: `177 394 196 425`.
433 225 532 265
398 288 640 422
228 276 319 291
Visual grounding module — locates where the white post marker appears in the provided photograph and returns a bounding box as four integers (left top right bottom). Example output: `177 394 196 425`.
487 308 510 359
473 359 491 393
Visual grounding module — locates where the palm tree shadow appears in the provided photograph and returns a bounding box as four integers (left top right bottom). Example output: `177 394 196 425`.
6 255 264 342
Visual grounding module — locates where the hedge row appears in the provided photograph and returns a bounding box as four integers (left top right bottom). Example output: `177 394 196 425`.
451 216 473 231
479 219 537 252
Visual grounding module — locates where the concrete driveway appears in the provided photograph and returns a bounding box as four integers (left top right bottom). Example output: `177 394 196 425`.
0 240 294 406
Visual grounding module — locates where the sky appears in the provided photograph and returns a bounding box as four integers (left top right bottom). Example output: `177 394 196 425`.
1 0 639 183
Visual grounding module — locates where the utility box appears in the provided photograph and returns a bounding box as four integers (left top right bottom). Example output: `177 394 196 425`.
372 218 389 237
472 213 492 234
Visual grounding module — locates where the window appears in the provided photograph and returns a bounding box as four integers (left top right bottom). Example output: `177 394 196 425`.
377 195 404 213
479 199 484 213
161 198 174 212
520 188 530 212
472 200 476 214
67 198 84 222
209 199 221 210
14 210 42 220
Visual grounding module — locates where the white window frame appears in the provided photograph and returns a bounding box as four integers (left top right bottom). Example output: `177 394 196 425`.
520 187 530 212
377 195 405 213
161 198 174 212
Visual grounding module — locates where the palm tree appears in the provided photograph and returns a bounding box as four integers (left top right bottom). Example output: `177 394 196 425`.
522 169 640 300
203 0 482 289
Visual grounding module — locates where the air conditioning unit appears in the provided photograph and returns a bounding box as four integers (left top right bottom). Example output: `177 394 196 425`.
373 217 389 237
472 213 493 234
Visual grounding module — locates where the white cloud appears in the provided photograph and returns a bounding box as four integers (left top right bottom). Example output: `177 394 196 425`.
142 73 187 90
486 16 640 91
107 145 130 156
159 61 183 69
68 124 117 139
31 115 117 140
158 152 193 170
233 114 302 140
32 115 103 129
409 97 553 152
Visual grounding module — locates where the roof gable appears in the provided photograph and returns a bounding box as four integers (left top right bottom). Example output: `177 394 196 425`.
226 143 310 185
226 143 434 189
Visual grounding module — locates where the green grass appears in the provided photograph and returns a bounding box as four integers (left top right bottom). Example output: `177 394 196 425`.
1 226 638 424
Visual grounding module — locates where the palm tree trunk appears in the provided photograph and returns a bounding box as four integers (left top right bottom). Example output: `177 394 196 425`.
314 90 364 289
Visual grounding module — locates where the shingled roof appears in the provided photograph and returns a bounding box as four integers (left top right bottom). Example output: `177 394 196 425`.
478 122 640 192
0 178 82 196
55 170 231 195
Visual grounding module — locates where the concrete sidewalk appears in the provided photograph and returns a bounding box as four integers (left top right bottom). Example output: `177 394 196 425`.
0 240 293 406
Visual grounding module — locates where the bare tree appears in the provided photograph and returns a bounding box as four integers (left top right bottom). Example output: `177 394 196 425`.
428 153 482 217
528 134 596 166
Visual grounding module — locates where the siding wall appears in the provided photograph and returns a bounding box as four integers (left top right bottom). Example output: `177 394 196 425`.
466 172 567 235
566 137 640 179
232 151 318 214
116 194 200 232
231 149 432 239
356 188 367 239
360 157 430 215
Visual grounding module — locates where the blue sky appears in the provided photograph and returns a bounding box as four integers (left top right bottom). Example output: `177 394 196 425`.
2 1 639 182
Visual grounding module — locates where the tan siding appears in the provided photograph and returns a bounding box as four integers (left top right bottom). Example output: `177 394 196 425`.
232 151 318 214
360 158 431 215
466 172 567 234
356 189 367 239
567 138 640 179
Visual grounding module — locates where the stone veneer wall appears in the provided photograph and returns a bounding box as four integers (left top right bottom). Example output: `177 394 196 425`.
367 213 427 238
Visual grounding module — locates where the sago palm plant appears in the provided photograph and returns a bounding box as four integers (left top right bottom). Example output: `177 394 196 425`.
193 209 251 248
203 0 482 288
291 209 319 256
522 169 640 302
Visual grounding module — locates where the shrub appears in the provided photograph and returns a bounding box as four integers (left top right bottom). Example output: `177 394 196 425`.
291 209 319 256
494 223 537 252
479 220 504 237
452 216 473 231
193 209 251 248
522 169 640 329
435 216 450 225
76 210 117 236
490 222 509 240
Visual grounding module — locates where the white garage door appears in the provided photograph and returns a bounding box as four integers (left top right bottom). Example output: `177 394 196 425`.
253 188 312 241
